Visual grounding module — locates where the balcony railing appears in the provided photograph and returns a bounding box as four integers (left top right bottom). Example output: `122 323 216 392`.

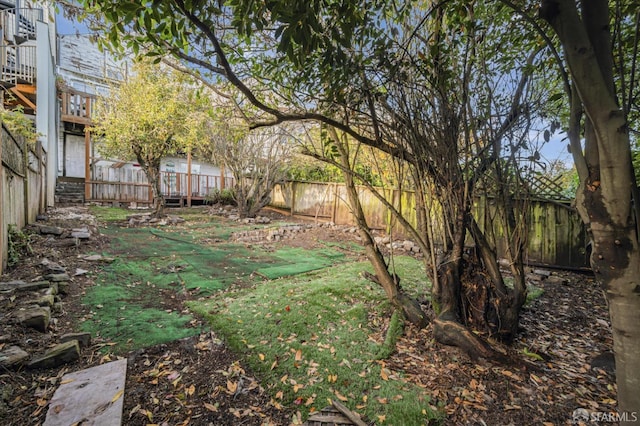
0 7 43 86
60 90 95 124
0 43 36 85
1 8 42 43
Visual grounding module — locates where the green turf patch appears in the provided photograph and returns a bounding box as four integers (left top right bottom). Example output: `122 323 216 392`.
188 255 441 425
80 273 200 352
81 218 352 353
255 247 345 279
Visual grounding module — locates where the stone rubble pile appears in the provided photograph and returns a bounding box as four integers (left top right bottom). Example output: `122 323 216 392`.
0 270 95 370
232 222 334 243
207 205 272 224
126 213 186 227
0 211 108 371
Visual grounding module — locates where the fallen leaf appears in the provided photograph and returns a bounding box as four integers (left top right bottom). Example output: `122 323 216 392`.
111 389 124 403
186 384 195 397
377 414 386 423
334 390 348 402
380 368 389 381
227 380 238 393
295 349 302 361
203 402 218 412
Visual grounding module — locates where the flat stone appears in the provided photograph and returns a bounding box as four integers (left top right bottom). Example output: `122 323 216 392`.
43 359 127 426
74 268 89 276
60 332 92 348
38 225 64 235
43 283 59 296
70 231 91 239
57 282 70 295
80 254 115 263
0 346 30 368
44 273 71 282
532 269 552 277
35 294 55 307
28 340 80 369
15 306 51 332
0 280 50 292
546 275 569 285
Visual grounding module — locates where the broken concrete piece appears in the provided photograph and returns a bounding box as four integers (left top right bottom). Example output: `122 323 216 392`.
80 254 115 263
60 332 92 348
35 294 55 307
0 346 30 368
44 273 71 282
15 306 51 332
38 225 64 235
43 358 127 426
74 268 89 276
0 280 50 292
70 231 91 239
28 340 80 369
532 269 552 277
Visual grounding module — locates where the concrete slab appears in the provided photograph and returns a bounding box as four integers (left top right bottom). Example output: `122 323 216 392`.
44 358 127 426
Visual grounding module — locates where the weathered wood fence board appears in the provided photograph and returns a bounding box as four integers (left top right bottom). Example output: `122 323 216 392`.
1 124 47 270
88 166 235 204
271 181 588 269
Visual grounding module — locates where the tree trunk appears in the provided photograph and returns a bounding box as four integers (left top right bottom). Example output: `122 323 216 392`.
541 0 640 415
135 153 164 217
332 130 428 327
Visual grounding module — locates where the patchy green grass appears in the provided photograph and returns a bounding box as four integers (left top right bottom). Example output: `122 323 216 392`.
188 255 441 425
80 217 349 353
80 268 201 352
89 205 135 222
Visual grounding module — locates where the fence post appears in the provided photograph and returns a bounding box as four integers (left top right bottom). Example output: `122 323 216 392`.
331 183 338 224
23 137 29 224
84 127 91 202
0 122 4 271
290 181 296 216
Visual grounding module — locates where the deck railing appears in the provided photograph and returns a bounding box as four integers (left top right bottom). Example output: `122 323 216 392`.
60 90 95 124
0 8 43 86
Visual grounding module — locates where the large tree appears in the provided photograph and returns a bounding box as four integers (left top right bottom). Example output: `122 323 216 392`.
77 0 548 349
92 60 207 215
536 0 640 415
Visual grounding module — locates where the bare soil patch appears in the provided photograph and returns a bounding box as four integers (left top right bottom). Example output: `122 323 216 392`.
0 206 616 425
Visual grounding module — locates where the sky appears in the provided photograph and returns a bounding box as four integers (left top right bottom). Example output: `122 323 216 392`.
56 10 90 36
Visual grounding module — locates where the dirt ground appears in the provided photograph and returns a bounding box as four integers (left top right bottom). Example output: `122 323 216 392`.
0 206 617 425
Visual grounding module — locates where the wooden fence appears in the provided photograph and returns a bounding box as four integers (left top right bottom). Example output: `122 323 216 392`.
1 124 47 270
270 181 588 269
88 165 234 206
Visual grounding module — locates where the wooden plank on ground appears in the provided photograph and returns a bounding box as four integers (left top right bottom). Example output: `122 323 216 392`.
43 358 127 426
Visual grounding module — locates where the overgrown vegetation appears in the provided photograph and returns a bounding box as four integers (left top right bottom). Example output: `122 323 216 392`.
7 224 33 267
204 188 236 206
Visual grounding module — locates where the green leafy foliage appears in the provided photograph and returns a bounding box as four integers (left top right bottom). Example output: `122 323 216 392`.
7 224 33 267
0 106 40 146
